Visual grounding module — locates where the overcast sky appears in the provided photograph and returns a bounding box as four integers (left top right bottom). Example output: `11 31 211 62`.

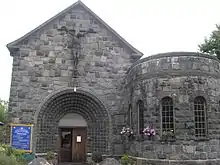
0 0 219 101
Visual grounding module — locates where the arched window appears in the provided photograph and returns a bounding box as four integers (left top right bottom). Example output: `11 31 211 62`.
128 104 132 127
137 100 144 134
161 97 174 132
218 100 220 112
194 96 207 137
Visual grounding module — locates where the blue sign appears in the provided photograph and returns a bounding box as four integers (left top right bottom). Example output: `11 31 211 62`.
10 124 33 152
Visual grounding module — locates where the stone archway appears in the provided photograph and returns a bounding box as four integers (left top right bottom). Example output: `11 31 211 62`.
34 88 110 154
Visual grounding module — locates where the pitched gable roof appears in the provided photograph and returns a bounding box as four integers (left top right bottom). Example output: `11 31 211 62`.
7 0 143 56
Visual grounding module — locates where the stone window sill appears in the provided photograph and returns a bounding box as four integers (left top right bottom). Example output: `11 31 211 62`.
194 137 209 141
160 139 176 143
135 134 145 141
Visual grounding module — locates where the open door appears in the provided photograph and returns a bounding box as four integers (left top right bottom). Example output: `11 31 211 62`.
60 128 72 162
72 127 87 163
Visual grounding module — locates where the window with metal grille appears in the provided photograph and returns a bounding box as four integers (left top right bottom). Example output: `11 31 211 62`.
128 104 132 127
137 100 144 134
194 96 207 138
218 100 220 113
161 97 174 132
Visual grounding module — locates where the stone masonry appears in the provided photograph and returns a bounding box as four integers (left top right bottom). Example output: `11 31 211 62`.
7 1 141 155
6 1 220 165
122 52 220 164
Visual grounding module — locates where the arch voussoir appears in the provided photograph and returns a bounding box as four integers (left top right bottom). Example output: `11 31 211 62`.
34 88 110 154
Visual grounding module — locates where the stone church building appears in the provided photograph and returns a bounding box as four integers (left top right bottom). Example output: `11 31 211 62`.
6 1 220 164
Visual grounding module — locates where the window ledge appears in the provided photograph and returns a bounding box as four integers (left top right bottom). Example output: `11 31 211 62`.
160 137 176 143
135 134 145 141
194 137 209 141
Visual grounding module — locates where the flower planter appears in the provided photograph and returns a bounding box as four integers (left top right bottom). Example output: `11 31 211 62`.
142 125 156 140
146 135 155 141
120 127 134 142
161 130 176 143
160 136 176 143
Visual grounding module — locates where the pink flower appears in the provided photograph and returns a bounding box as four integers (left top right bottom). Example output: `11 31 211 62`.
143 126 156 136
150 129 156 136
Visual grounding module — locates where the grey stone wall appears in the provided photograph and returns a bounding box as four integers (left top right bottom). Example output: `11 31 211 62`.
134 157 220 165
123 52 220 161
7 4 141 154
8 2 220 163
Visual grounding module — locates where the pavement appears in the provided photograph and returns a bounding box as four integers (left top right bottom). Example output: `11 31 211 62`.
58 163 88 165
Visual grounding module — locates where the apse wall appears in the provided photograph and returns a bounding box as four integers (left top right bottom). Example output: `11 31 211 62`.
124 52 220 161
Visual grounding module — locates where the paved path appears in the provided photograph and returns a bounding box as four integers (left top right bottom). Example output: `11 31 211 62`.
58 163 88 165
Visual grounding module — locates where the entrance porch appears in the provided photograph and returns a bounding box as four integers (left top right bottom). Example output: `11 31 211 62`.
34 88 110 164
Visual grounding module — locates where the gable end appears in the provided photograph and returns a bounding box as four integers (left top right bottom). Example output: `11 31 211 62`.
6 0 143 57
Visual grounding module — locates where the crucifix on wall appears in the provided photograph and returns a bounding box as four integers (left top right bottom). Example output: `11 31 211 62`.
58 26 96 84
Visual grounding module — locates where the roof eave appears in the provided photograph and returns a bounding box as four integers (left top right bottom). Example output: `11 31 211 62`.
7 44 19 56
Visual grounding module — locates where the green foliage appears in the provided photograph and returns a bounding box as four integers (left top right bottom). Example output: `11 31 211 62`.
199 24 220 60
121 154 130 165
5 145 14 156
0 144 14 156
0 99 8 144
46 151 55 162
0 144 28 165
91 152 103 163
0 153 17 165
13 149 27 162
0 153 27 165
0 127 6 145
121 154 134 165
0 99 8 124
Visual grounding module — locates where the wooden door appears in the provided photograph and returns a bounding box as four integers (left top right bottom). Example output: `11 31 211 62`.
72 127 87 162
60 128 72 162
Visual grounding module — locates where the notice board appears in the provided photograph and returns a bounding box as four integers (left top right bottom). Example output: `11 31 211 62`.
10 124 33 152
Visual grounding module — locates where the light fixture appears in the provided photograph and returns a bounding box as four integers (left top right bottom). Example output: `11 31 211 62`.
74 86 77 92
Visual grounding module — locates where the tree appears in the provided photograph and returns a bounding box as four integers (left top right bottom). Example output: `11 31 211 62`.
199 24 220 60
0 99 8 144
0 99 8 124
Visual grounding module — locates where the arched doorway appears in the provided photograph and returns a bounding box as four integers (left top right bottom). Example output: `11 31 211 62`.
58 113 87 162
34 88 110 163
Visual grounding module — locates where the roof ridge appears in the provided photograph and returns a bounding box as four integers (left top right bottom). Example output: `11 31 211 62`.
7 1 143 56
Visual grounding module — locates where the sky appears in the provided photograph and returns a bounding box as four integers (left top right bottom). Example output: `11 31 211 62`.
0 0 220 101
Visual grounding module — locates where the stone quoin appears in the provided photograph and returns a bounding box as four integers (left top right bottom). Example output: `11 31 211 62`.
6 1 220 165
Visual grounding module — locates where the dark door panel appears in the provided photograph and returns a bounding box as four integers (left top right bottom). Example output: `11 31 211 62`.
72 127 87 162
60 128 72 162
